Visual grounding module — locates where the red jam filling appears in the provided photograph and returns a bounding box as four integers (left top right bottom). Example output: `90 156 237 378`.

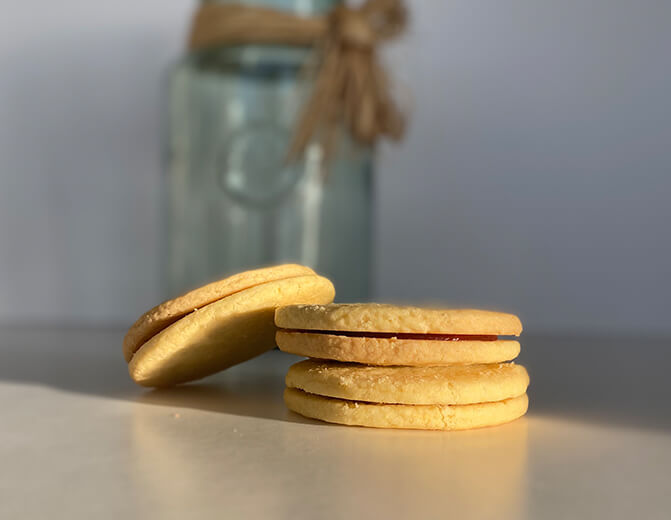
283 329 498 341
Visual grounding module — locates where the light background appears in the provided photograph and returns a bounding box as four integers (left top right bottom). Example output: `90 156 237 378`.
1 1 670 336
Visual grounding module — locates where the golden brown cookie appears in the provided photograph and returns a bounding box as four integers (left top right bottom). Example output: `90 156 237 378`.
128 275 334 387
284 388 528 430
276 331 520 365
276 303 522 366
123 264 315 361
286 360 529 405
275 304 522 335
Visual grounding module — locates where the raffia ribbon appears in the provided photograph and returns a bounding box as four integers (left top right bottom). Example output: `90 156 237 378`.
189 0 407 161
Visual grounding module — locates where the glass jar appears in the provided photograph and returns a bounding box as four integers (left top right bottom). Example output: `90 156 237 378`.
162 0 373 302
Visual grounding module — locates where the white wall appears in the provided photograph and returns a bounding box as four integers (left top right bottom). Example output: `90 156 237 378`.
1 1 670 335
376 0 671 336
0 1 192 323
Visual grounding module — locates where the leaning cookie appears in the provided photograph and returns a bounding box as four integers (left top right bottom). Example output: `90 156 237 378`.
123 264 315 362
124 266 334 387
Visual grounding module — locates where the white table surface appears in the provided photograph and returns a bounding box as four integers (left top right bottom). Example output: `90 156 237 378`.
1 327 670 519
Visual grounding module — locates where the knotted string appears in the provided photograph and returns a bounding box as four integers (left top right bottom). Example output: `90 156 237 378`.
189 0 407 162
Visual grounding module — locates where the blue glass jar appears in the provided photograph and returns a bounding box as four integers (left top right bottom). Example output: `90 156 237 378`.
162 0 373 301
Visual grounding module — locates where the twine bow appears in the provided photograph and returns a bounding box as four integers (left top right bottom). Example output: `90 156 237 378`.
189 0 407 162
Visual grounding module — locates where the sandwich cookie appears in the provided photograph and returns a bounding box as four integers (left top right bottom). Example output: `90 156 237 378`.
276 304 522 365
124 264 315 362
124 265 334 387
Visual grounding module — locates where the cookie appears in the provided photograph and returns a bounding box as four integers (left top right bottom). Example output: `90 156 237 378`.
275 303 522 366
123 264 315 362
286 360 529 405
276 331 520 365
275 304 522 335
284 388 529 430
128 275 334 387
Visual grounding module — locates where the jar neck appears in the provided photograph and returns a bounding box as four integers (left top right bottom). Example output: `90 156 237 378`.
201 0 341 16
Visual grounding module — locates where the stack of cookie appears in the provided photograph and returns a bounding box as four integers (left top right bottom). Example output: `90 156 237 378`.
123 265 530 431
276 304 529 430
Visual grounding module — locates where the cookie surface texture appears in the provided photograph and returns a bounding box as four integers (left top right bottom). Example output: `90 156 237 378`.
275 304 522 336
